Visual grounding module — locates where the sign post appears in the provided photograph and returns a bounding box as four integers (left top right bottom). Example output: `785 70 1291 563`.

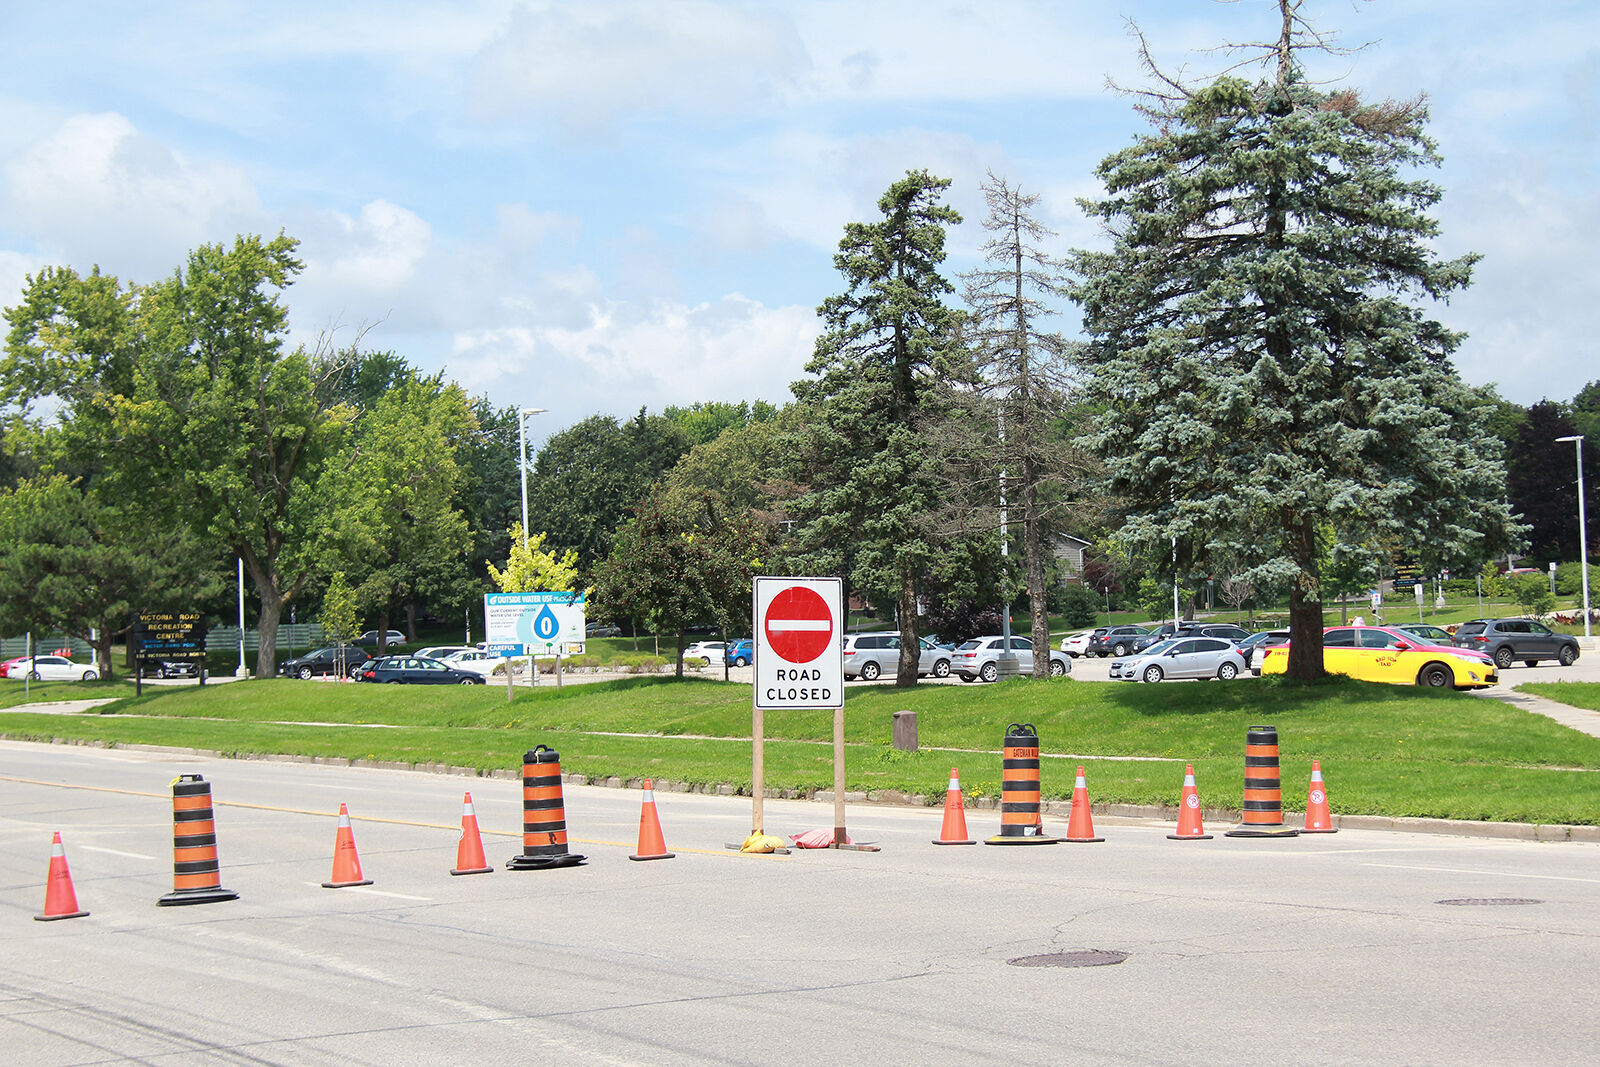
752 578 870 850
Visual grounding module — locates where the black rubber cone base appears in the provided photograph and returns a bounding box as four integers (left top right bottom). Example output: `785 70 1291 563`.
932 838 977 845
322 877 374 888
507 852 586 870
158 887 239 906
34 909 89 921
629 851 676 861
1225 826 1300 838
450 865 494 876
985 834 1060 845
1167 832 1214 841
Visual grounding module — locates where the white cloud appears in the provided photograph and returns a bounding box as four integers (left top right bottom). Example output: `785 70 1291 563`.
0 112 262 277
468 1 811 132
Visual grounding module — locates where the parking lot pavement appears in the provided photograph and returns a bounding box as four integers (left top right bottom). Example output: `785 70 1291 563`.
3 739 1598 1065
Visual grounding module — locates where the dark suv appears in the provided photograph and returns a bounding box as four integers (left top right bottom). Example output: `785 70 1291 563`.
1452 618 1579 669
278 645 371 679
1087 625 1152 658
1131 622 1251 654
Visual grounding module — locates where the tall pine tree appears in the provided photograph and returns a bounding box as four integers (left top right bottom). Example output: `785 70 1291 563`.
1070 1 1518 679
788 170 966 686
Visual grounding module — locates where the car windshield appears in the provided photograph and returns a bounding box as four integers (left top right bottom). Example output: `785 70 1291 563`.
1141 639 1180 656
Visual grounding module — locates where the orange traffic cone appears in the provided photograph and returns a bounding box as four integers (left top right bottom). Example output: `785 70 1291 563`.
933 767 975 845
1302 759 1338 833
1167 764 1213 840
322 803 373 887
35 832 89 921
450 792 493 875
629 779 675 861
1064 766 1104 843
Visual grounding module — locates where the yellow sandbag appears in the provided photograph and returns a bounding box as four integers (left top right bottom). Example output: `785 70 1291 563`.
739 833 786 853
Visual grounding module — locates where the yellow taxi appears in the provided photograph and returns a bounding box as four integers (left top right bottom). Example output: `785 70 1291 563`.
1257 625 1497 689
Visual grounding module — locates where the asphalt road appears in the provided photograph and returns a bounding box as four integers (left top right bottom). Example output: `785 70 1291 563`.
3 740 1598 1065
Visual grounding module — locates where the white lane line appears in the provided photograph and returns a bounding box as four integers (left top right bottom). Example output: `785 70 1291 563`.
80 846 156 860
303 884 432 901
1362 862 1600 885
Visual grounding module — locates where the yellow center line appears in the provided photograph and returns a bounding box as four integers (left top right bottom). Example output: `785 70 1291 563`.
0 773 781 859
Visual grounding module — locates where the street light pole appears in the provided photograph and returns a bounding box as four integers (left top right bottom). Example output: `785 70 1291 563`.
517 407 547 548
1556 434 1592 639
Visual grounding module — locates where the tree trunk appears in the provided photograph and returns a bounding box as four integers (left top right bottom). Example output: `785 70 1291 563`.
674 629 684 679
895 565 920 687
255 587 283 679
1022 475 1050 679
92 631 116 683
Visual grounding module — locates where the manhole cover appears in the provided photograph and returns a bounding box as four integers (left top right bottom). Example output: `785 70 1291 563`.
1436 898 1543 906
1007 950 1128 968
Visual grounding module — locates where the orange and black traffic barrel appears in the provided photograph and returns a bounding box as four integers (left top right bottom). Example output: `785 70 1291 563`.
985 723 1059 845
1225 725 1300 838
157 774 240 905
507 746 587 870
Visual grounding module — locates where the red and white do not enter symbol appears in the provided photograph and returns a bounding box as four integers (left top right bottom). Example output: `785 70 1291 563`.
764 586 834 663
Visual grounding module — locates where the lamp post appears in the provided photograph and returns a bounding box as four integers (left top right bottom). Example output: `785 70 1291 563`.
517 407 547 547
1556 434 1592 640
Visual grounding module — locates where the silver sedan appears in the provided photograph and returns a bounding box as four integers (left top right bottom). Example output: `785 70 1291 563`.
1108 637 1248 682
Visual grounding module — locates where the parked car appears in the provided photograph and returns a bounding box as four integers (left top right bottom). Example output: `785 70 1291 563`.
1394 623 1455 646
840 632 952 680
950 636 1071 682
1236 629 1292 670
585 623 623 638
140 659 200 679
441 648 506 677
359 629 407 647
1130 622 1251 654
1452 618 1580 669
1059 630 1096 657
416 645 471 661
359 655 486 684
3 654 99 681
1260 625 1497 689
278 645 370 679
726 639 754 667
1086 625 1152 658
1109 637 1249 682
682 641 725 665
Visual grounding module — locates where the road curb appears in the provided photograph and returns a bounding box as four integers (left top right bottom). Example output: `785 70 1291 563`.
15 736 1597 843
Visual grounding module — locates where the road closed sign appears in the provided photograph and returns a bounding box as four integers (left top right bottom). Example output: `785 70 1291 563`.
754 577 843 709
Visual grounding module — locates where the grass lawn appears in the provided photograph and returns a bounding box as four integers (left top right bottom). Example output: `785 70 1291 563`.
2 675 1596 826
1520 681 1600 713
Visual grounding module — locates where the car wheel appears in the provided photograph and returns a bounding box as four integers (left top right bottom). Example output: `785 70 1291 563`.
1217 662 1238 681
1418 663 1452 688
979 662 999 683
458 678 476 685
932 659 951 678
1142 664 1164 684
1112 642 1129 657
298 666 313 680
860 661 881 681
81 670 99 681
1048 659 1066 677
733 656 749 667
1493 647 1514 669
385 679 402 684
27 671 42 681
1558 645 1577 666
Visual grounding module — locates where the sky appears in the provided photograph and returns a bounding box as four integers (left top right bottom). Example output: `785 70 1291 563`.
2 0 1596 445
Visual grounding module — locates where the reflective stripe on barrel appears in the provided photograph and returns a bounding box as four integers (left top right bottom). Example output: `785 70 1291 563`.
997 724 1043 835
171 776 225 889
157 774 238 904
1240 726 1286 826
522 750 570 851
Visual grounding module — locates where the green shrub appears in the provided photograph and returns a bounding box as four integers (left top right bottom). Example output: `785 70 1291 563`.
1056 582 1102 628
1555 561 1599 597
